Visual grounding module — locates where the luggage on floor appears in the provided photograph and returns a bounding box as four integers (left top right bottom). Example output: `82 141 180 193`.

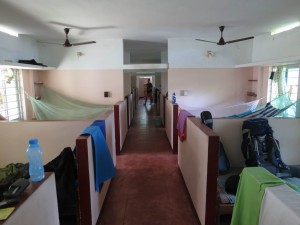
241 118 290 177
201 111 230 174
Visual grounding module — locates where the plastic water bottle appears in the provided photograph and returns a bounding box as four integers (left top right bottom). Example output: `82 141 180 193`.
172 92 176 104
26 138 45 182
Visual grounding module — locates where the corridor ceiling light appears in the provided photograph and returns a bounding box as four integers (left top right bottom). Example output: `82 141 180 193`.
0 25 18 37
271 22 300 35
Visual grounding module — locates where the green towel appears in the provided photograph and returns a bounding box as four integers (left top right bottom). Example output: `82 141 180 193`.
230 167 286 225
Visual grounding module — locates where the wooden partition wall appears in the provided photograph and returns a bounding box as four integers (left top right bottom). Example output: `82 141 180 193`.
114 100 128 155
165 98 178 153
178 117 219 225
76 135 112 225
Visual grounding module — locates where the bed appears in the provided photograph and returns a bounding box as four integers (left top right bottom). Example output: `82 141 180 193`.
231 167 300 225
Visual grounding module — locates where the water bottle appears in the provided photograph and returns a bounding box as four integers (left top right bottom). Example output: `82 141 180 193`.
26 138 45 182
172 92 176 104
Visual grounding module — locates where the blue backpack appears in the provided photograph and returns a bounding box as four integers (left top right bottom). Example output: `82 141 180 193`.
241 118 290 176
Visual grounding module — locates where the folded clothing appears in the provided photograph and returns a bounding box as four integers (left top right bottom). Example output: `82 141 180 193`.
18 59 47 67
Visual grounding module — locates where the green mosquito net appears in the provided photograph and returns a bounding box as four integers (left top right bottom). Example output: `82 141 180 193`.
28 86 113 120
255 92 299 118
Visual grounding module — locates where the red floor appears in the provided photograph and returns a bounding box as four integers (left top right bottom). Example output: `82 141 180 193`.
97 101 201 225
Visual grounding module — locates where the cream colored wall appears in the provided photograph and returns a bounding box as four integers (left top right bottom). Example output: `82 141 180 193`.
178 118 210 225
36 69 124 105
103 112 116 166
119 100 128 152
4 173 59 225
123 71 132 97
0 111 116 167
165 99 174 149
0 120 91 166
168 68 254 107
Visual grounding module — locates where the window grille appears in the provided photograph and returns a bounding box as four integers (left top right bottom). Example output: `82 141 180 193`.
0 69 24 120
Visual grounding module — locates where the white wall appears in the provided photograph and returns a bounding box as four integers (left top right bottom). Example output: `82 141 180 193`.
38 39 124 69
0 33 40 63
168 38 253 68
252 27 300 64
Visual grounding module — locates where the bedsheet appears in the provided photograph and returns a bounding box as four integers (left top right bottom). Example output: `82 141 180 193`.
259 184 300 225
230 167 286 225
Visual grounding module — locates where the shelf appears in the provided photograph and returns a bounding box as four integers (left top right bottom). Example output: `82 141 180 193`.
0 61 55 70
235 55 300 68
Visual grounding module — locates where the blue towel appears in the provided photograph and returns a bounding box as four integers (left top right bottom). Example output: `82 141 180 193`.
82 125 116 192
92 120 106 138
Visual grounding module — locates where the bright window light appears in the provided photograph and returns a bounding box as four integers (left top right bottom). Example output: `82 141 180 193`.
0 26 18 37
271 22 300 35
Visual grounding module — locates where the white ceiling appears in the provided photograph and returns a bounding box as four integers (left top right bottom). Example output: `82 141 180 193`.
1 0 300 63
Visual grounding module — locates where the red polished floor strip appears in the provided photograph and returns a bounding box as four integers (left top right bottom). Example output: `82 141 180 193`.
97 101 200 225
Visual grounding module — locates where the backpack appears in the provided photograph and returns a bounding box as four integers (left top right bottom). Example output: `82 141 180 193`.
201 111 230 174
241 118 290 176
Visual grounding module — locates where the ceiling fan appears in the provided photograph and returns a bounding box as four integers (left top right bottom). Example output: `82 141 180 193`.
196 26 254 45
62 28 96 47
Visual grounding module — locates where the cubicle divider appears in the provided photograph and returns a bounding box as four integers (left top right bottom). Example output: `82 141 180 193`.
178 117 219 225
0 111 116 167
0 120 95 167
164 98 178 153
114 100 129 155
160 94 166 127
125 93 134 128
0 110 116 225
76 110 116 225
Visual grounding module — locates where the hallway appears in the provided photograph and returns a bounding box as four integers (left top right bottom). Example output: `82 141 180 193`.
97 100 200 225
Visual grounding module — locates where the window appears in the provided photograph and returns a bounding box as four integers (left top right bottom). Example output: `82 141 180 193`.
0 69 24 120
269 65 299 102
286 67 299 102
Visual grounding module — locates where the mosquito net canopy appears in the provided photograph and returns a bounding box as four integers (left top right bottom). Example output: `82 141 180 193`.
28 86 113 120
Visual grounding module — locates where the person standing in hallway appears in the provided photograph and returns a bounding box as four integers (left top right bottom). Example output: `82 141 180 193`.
144 78 153 105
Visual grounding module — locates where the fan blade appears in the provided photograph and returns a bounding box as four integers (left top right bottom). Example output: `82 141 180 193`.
38 41 62 46
72 41 96 46
195 39 217 44
49 21 116 31
226 36 254 44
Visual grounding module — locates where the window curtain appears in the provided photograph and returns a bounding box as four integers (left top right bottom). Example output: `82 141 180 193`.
272 66 287 98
